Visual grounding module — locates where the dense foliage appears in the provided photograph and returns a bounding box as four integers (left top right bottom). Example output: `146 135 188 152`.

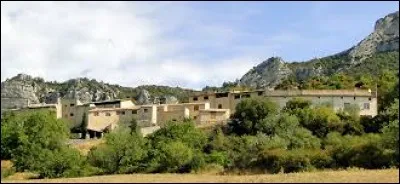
2 87 398 179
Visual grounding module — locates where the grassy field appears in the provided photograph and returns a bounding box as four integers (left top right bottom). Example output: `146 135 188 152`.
2 169 398 183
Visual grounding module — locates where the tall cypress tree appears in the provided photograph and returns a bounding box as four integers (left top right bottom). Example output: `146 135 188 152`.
80 112 88 139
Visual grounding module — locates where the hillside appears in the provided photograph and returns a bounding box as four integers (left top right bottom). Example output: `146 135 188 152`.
1 74 196 110
239 11 399 89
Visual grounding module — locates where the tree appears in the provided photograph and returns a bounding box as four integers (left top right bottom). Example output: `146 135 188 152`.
87 130 147 174
302 107 343 138
228 97 278 135
129 118 139 135
80 113 88 139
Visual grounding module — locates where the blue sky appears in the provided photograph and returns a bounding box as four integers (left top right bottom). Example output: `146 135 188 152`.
1 1 398 90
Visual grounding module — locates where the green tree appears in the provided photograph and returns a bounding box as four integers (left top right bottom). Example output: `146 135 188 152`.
80 113 88 139
87 130 147 174
228 97 278 135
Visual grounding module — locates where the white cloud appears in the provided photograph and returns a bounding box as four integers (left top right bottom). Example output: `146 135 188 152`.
1 1 287 90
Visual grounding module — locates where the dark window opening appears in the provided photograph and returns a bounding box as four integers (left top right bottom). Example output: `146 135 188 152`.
70 113 74 117
258 91 263 96
194 105 199 111
70 104 75 107
194 116 197 120
368 97 371 101
218 104 222 109
234 95 240 99
242 94 251 98
121 111 125 115
341 96 343 99
354 97 356 100
144 109 148 113
204 96 209 100
132 110 137 114
105 112 111 116
193 97 198 101
216 92 229 98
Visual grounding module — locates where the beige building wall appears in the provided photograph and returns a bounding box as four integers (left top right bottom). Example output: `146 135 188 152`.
189 89 378 117
197 109 230 126
87 107 139 132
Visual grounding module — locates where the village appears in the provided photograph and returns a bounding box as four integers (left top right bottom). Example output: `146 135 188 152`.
10 88 378 139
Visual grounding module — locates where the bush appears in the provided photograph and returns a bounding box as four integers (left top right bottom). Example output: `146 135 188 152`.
148 119 207 150
324 133 394 169
1 110 70 172
303 107 344 138
257 149 314 173
87 130 147 174
155 141 195 173
35 147 97 178
229 97 278 135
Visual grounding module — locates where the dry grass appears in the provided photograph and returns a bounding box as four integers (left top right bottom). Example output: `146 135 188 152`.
2 169 398 183
69 139 104 155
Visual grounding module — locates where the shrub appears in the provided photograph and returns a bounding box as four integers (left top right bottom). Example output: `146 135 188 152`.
87 130 147 174
35 147 97 178
148 119 207 150
324 133 394 169
1 110 70 172
156 141 195 173
257 149 314 173
228 97 278 135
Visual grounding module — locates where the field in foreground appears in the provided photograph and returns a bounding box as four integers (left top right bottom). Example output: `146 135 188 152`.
2 169 399 183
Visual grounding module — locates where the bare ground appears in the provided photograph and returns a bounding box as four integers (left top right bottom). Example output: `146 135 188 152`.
2 169 398 183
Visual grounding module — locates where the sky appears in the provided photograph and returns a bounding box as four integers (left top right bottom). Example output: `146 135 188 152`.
1 1 398 90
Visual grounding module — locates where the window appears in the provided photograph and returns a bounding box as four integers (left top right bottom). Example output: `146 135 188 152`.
368 97 371 101
193 97 198 101
106 112 111 116
70 113 74 117
211 112 216 120
194 105 199 111
94 112 99 116
70 104 75 107
218 104 222 109
344 103 350 109
258 91 264 96
204 96 209 100
341 96 343 99
194 116 197 120
132 110 137 114
318 96 321 99
364 103 370 110
121 111 125 115
242 93 251 98
234 95 240 99
354 97 356 100
144 109 148 113
216 92 229 98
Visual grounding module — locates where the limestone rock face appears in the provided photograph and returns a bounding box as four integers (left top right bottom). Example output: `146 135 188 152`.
238 11 399 89
1 74 40 109
136 89 151 105
347 11 399 60
239 57 293 89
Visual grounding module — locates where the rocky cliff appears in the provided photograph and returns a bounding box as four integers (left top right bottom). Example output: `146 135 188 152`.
1 74 195 110
239 11 399 89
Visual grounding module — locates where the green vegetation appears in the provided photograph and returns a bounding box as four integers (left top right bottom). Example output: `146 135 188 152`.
2 82 398 178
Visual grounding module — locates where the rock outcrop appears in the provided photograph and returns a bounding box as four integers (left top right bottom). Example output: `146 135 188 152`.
239 57 293 89
136 89 151 105
346 11 399 60
238 11 399 89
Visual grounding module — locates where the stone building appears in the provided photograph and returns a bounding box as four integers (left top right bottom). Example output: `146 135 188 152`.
188 89 378 117
6 89 377 138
